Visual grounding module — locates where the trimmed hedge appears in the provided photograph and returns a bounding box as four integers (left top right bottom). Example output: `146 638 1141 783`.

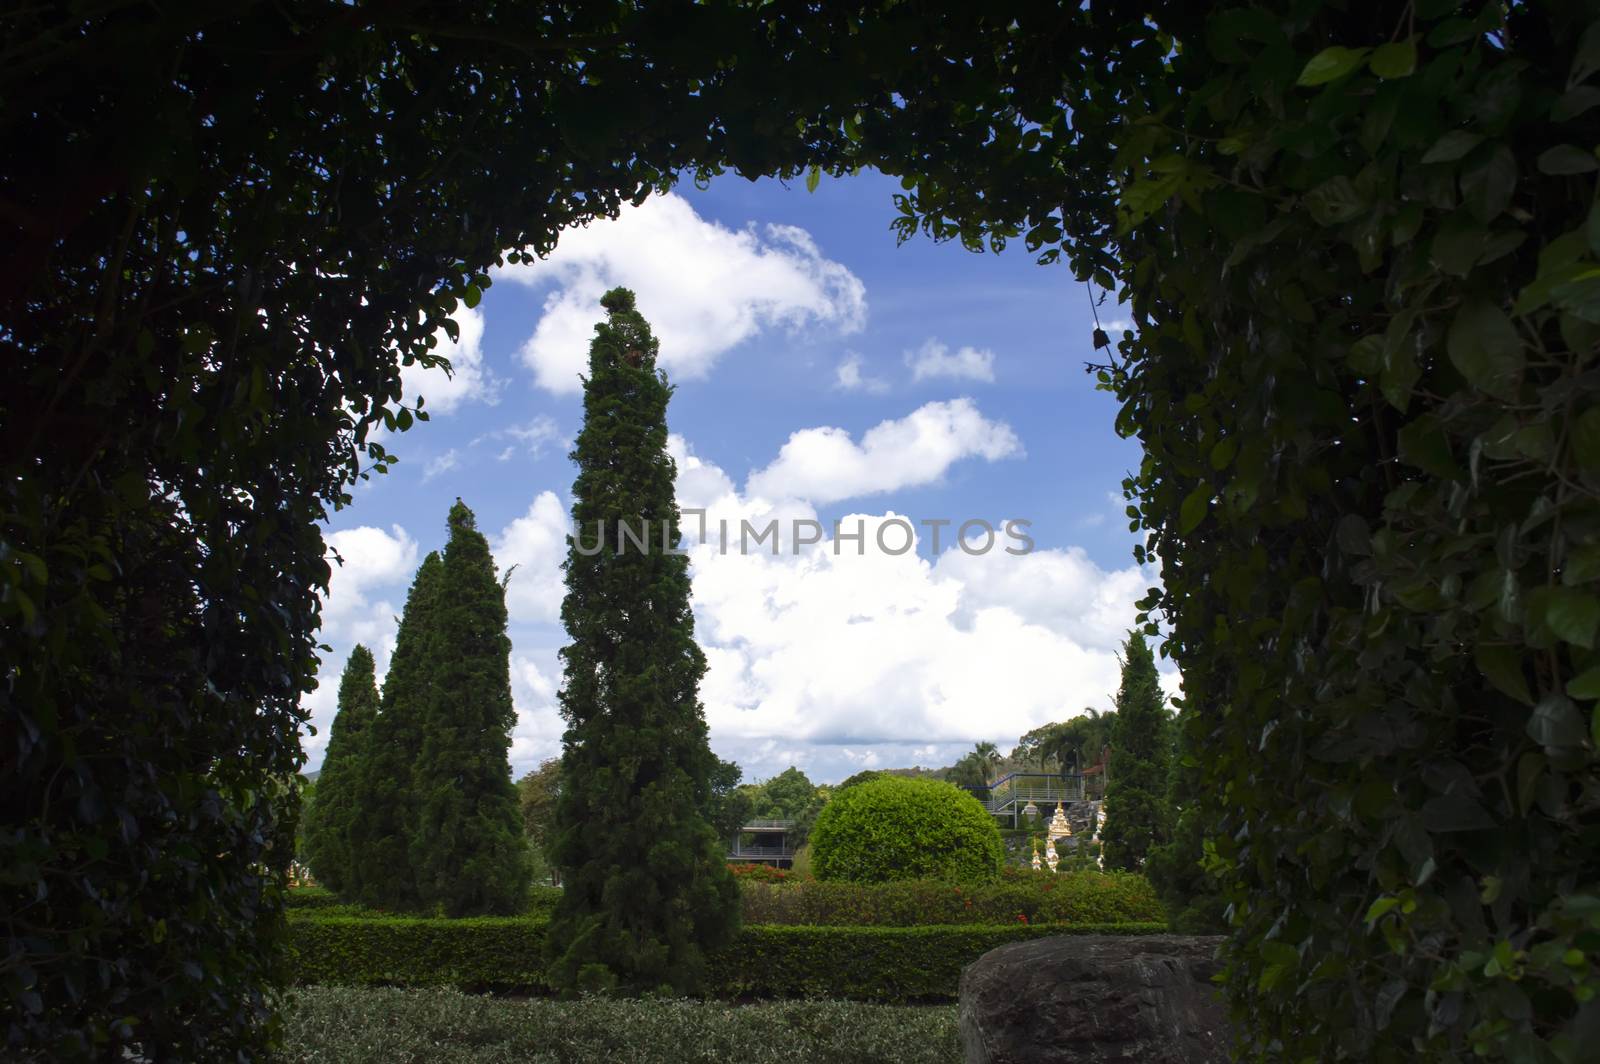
740 871 1161 926
289 915 1166 1002
286 884 563 920
811 776 1004 883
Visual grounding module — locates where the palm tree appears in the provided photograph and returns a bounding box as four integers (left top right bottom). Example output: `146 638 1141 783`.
973 741 1000 784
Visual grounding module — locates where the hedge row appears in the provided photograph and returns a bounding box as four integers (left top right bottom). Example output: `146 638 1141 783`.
289 916 1167 1002
739 871 1160 926
287 885 563 919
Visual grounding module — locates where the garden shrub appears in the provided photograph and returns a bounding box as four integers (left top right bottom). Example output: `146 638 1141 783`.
809 776 1004 883
288 914 1167 1002
738 870 1161 926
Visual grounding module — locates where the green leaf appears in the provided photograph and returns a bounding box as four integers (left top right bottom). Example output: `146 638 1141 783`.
1569 21 1600 89
1180 486 1210 533
1304 176 1366 225
1537 146 1600 175
1566 665 1600 699
805 166 821 194
1366 896 1401 925
462 284 482 309
1572 406 1600 470
1461 146 1517 222
1542 587 1600 648
1369 40 1418 79
1421 131 1484 164
1553 86 1600 121
1298 46 1372 86
1527 694 1588 747
1516 751 1545 815
1397 415 1460 478
1447 301 1524 398
1476 643 1533 705
1209 437 1238 470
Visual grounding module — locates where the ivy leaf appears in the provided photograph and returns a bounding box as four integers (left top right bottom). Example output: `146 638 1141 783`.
1460 145 1517 222
1421 130 1485 164
1541 587 1600 648
1537 146 1600 175
1526 694 1588 747
1447 301 1524 398
1566 665 1600 699
1476 643 1533 705
1180 486 1210 533
1298 46 1372 86
1304 176 1366 225
1369 40 1418 79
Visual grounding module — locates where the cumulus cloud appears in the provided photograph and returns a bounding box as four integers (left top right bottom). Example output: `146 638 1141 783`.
494 491 571 625
495 194 866 393
905 338 996 383
835 352 888 393
399 306 499 414
745 398 1021 505
669 444 1168 781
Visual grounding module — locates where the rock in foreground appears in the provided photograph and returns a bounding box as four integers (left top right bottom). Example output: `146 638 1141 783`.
958 934 1231 1064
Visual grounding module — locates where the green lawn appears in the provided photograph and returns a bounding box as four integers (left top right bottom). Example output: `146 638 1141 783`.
282 986 959 1063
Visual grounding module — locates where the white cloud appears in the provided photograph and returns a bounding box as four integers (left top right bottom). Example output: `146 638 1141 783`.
496 193 866 393
669 443 1169 782
905 338 996 383
494 492 571 625
400 306 499 414
422 449 460 483
835 352 888 393
509 651 566 776
745 398 1021 505
306 524 420 763
475 416 566 462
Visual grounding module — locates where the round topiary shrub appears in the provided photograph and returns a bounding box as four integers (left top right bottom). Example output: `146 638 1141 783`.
810 775 1005 884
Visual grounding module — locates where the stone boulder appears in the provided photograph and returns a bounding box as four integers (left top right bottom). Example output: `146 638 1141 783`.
958 934 1231 1064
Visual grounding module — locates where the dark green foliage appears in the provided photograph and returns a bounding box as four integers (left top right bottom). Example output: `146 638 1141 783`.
1143 703 1226 934
285 987 960 1064
749 766 827 845
835 770 884 792
738 870 1162 926
1100 634 1171 872
870 5 1600 1056
516 758 563 886
303 646 380 896
810 776 1004 883
289 914 1164 1000
546 289 739 993
1014 710 1117 774
705 757 753 842
408 501 531 916
344 553 443 912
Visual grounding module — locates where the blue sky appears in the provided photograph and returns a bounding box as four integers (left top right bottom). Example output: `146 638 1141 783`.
305 167 1167 786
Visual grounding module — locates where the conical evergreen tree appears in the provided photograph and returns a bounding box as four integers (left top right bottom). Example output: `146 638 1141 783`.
1100 631 1173 872
302 645 380 894
344 551 444 910
408 499 531 915
545 287 739 993
1144 701 1228 932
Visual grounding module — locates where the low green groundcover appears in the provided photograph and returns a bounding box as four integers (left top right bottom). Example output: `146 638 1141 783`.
290 916 1165 1002
284 986 959 1064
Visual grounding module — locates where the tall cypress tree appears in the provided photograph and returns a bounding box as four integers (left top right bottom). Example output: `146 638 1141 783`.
408 500 531 915
545 287 739 993
1100 631 1173 872
302 644 379 894
344 551 443 910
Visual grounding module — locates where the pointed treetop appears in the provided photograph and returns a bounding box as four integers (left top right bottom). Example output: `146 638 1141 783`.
599 286 636 314
448 498 475 533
